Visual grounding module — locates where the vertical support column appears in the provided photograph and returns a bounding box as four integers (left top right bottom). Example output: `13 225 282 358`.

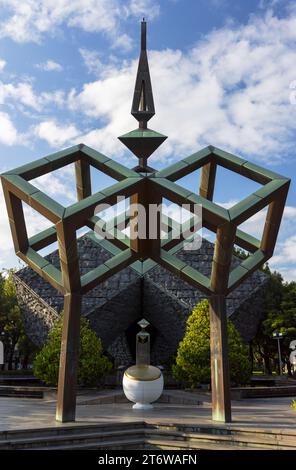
75 160 91 201
56 220 81 422
130 179 161 258
210 223 236 423
200 161 217 201
56 220 81 293
56 292 81 422
209 294 231 423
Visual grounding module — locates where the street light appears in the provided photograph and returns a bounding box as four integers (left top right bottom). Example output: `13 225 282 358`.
272 332 284 376
0 331 4 366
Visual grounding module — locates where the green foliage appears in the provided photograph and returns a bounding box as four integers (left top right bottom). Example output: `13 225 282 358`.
0 270 22 342
253 271 296 375
33 316 112 386
0 270 31 368
172 299 251 387
291 400 296 410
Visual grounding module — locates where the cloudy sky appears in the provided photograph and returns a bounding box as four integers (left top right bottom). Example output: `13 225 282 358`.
0 0 296 280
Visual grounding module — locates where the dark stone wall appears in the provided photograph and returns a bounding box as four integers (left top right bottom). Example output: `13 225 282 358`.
143 279 191 364
14 276 59 348
86 278 141 354
14 234 269 365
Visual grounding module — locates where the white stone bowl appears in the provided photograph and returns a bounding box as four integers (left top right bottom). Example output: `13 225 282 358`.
123 366 164 409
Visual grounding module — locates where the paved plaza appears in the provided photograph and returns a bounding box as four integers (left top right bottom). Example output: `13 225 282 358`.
0 392 295 434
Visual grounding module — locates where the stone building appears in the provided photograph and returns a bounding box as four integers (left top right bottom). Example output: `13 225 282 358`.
14 233 269 366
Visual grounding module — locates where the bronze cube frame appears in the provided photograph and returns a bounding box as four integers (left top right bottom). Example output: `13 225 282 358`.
1 142 290 423
0 19 290 425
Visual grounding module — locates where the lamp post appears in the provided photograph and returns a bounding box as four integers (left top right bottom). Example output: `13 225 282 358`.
273 332 284 376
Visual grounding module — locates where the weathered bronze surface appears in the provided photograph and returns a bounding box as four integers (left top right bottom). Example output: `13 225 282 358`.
0 20 290 424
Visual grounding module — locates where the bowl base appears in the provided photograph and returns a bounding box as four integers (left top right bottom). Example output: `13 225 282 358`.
132 403 153 410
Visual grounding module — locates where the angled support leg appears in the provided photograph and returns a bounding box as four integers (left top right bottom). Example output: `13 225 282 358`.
2 185 29 253
260 185 289 256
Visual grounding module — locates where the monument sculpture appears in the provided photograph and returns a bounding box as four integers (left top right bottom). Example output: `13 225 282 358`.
0 20 290 423
123 318 164 409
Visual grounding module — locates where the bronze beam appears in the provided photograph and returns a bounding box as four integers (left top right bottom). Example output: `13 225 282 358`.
200 161 217 200
2 186 29 253
130 179 161 258
261 185 290 256
75 160 91 201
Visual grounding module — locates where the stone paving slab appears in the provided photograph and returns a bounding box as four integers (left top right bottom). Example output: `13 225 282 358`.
76 389 209 406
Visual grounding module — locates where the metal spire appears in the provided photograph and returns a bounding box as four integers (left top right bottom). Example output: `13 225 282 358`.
118 20 167 172
131 18 155 128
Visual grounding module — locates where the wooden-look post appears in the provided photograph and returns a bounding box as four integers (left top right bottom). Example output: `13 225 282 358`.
56 219 81 422
210 223 236 422
200 161 217 201
2 186 29 253
261 187 289 256
130 180 161 259
75 160 91 201
55 292 81 422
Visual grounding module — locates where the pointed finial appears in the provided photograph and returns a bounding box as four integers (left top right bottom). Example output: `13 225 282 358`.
141 17 146 51
130 20 154 126
118 20 167 171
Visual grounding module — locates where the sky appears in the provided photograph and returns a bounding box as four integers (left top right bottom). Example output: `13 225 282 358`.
0 0 296 280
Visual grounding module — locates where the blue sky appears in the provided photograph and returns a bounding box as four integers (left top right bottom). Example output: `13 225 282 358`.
0 0 295 280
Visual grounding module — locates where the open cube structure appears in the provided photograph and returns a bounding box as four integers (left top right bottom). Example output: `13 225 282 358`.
1 20 290 424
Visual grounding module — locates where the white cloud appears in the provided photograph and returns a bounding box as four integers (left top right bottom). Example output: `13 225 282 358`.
68 10 296 163
272 235 296 264
32 166 76 203
1 8 296 165
0 80 65 111
0 112 18 145
0 59 6 71
36 60 63 72
127 0 160 18
212 200 296 281
34 120 80 147
79 48 103 76
232 205 296 282
111 33 133 52
0 0 160 49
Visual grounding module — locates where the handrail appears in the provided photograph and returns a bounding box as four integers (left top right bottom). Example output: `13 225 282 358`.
13 273 60 319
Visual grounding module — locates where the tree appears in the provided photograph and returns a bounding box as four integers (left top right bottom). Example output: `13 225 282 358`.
262 280 296 375
0 270 24 369
252 270 283 375
252 270 296 376
33 316 112 386
172 299 251 387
